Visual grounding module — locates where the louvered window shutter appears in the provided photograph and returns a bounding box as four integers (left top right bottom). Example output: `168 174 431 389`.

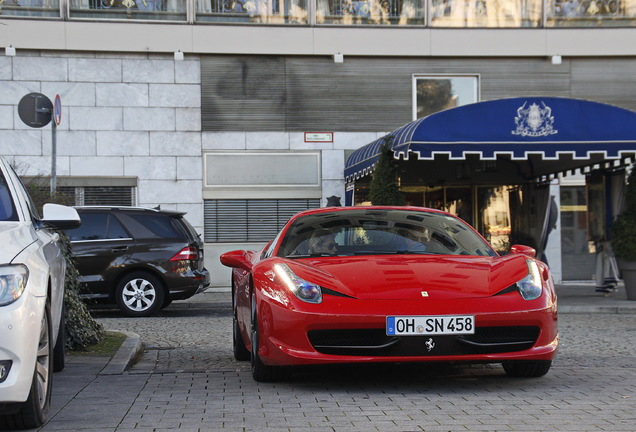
204 199 320 242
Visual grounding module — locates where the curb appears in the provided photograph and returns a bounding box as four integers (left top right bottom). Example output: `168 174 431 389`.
99 330 142 375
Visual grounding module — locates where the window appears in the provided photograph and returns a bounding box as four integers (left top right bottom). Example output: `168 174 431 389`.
413 75 479 120
315 0 425 25
204 199 320 242
0 172 18 222
56 186 136 206
205 152 320 188
65 213 130 241
548 0 630 27
117 212 183 239
0 0 61 18
42 186 134 207
69 0 187 21
196 0 308 23
430 0 542 27
560 185 595 280
22 177 136 208
2 0 636 26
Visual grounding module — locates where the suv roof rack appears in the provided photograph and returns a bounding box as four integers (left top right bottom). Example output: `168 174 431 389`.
74 205 186 216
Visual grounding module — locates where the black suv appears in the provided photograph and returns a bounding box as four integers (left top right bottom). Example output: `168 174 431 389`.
65 206 210 316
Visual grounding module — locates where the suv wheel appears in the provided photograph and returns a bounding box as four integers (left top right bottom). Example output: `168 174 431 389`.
115 271 165 317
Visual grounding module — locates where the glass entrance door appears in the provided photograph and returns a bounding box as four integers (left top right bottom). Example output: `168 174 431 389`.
476 186 517 253
560 186 595 280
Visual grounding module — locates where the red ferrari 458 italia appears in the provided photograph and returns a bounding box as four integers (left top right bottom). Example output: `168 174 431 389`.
220 206 558 382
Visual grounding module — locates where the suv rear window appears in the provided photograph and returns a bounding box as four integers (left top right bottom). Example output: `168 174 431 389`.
117 212 184 239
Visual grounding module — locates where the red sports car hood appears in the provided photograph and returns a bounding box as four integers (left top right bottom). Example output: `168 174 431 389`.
283 254 532 300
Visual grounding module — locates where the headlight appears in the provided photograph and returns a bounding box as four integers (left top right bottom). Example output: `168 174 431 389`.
0 265 29 306
274 263 322 304
516 260 543 300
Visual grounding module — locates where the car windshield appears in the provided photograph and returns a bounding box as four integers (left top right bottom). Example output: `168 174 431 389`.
278 208 497 258
0 171 18 222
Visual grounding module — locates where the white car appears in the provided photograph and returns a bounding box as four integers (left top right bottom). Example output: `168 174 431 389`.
0 156 80 429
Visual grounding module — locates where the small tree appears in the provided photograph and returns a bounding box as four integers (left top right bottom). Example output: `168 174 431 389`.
58 235 104 351
369 137 406 206
611 165 636 261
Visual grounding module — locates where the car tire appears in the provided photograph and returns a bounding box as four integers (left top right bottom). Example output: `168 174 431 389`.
0 304 53 430
52 308 65 373
502 360 552 378
233 292 250 361
115 271 165 317
250 293 288 382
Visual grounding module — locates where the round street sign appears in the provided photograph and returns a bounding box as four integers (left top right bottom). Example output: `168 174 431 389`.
18 92 53 128
53 94 62 126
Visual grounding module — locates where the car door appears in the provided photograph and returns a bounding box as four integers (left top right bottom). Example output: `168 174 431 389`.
66 211 134 299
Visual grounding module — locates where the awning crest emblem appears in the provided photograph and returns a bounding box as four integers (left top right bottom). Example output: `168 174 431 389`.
512 101 558 138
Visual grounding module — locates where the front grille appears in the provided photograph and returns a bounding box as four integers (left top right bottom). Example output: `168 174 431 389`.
309 329 399 356
308 326 540 357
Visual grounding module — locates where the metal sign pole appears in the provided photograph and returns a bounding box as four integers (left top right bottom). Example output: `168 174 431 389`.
51 94 62 196
51 121 57 195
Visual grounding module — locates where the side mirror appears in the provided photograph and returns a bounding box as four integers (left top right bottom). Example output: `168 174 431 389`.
220 250 253 272
509 244 536 258
42 203 81 230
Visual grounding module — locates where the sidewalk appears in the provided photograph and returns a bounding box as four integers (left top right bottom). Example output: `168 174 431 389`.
555 281 636 314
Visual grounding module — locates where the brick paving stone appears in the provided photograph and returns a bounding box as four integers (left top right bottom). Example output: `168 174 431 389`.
35 290 636 432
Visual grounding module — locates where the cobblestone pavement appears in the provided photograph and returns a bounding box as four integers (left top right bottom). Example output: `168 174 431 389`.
33 290 636 432
95 292 636 373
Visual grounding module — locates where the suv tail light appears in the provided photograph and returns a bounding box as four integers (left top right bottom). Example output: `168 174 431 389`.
170 247 199 261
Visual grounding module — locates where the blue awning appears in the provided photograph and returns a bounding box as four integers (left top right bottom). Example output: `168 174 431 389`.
345 97 636 182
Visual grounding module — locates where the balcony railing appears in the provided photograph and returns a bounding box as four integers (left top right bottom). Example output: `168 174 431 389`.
0 0 635 26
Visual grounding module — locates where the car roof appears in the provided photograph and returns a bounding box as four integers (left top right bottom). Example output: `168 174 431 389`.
73 205 186 217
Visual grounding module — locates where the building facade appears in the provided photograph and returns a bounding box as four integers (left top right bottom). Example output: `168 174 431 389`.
2 0 636 287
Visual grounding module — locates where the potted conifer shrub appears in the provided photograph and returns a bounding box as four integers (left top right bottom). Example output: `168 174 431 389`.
610 164 636 300
369 137 406 206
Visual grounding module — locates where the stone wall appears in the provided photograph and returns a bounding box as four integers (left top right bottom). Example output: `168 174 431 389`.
0 51 361 245
0 52 205 232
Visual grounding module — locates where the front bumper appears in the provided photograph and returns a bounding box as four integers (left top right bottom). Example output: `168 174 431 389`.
0 293 45 404
255 292 558 367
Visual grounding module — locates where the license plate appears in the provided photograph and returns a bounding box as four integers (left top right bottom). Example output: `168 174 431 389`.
386 315 475 336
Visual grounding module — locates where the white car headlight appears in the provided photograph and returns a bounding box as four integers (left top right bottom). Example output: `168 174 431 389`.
274 263 322 304
516 260 543 300
0 264 29 306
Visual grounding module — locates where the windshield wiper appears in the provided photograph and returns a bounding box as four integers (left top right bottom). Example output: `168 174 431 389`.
353 250 438 255
286 253 338 258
